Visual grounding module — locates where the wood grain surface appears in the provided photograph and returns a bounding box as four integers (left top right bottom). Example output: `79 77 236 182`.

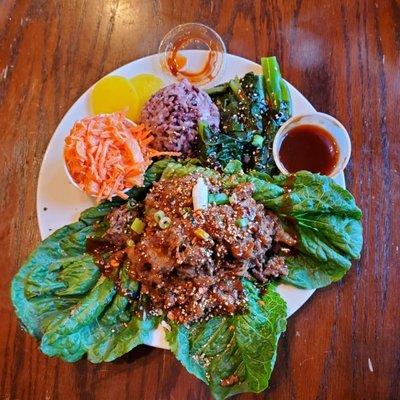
1 0 399 399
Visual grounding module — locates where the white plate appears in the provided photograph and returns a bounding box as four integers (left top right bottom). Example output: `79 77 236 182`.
37 51 345 349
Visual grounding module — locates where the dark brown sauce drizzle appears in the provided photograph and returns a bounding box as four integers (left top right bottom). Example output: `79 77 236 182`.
86 238 137 300
86 238 116 257
165 34 218 84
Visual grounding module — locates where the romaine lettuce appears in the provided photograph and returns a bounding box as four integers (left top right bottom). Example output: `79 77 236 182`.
10 159 362 398
166 281 287 400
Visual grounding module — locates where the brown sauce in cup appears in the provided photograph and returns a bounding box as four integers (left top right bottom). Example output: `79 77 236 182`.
279 124 339 175
165 35 218 84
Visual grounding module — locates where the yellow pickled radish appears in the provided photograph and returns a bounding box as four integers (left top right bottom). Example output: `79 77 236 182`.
130 74 164 110
90 76 141 122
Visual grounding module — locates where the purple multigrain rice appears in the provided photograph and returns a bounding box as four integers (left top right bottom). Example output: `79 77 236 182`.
140 79 220 155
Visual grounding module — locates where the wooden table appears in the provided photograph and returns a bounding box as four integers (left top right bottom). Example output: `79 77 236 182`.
1 1 398 399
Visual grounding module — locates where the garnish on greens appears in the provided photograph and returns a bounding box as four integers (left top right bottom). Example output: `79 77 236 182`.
200 56 292 174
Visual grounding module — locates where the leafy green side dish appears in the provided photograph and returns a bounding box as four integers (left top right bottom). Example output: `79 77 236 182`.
201 56 292 174
11 158 362 399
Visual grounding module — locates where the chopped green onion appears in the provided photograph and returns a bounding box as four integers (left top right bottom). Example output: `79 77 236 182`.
126 199 137 210
205 82 229 96
252 134 264 148
131 218 145 234
194 228 210 240
126 239 135 247
235 218 248 228
208 193 229 205
182 207 192 217
153 210 165 223
159 216 171 229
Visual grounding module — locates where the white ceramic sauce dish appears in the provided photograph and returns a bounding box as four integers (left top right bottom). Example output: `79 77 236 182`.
272 112 351 177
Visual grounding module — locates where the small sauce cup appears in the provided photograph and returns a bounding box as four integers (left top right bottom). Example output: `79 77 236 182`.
158 23 226 87
272 112 351 177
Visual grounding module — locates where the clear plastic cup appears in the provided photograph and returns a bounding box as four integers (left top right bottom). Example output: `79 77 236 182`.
158 23 226 87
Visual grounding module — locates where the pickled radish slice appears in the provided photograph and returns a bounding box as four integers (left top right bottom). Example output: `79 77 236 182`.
90 76 141 121
130 74 164 111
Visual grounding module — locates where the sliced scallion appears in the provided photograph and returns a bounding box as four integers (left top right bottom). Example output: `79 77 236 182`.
126 199 137 210
192 177 208 210
208 193 229 205
131 218 145 234
235 218 248 228
159 216 171 229
154 210 165 223
252 134 264 148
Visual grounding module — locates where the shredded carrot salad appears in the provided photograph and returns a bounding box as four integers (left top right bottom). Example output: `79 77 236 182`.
64 112 179 202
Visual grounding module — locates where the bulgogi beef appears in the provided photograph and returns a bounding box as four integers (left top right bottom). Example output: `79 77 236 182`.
103 203 142 246
88 173 296 323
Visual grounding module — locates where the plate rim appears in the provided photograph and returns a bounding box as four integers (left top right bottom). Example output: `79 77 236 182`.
36 52 345 349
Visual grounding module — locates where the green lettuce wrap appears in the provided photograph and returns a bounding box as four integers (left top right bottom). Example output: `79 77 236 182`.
11 159 362 398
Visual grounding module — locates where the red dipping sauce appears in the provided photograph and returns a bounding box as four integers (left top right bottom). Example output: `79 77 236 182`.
279 124 339 175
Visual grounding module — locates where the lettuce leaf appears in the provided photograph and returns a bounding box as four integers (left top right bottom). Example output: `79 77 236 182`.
11 160 169 358
11 221 89 337
265 171 362 219
88 312 161 363
284 254 349 289
39 263 160 363
86 266 160 363
262 172 363 288
166 281 287 399
11 158 362 398
40 276 116 362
